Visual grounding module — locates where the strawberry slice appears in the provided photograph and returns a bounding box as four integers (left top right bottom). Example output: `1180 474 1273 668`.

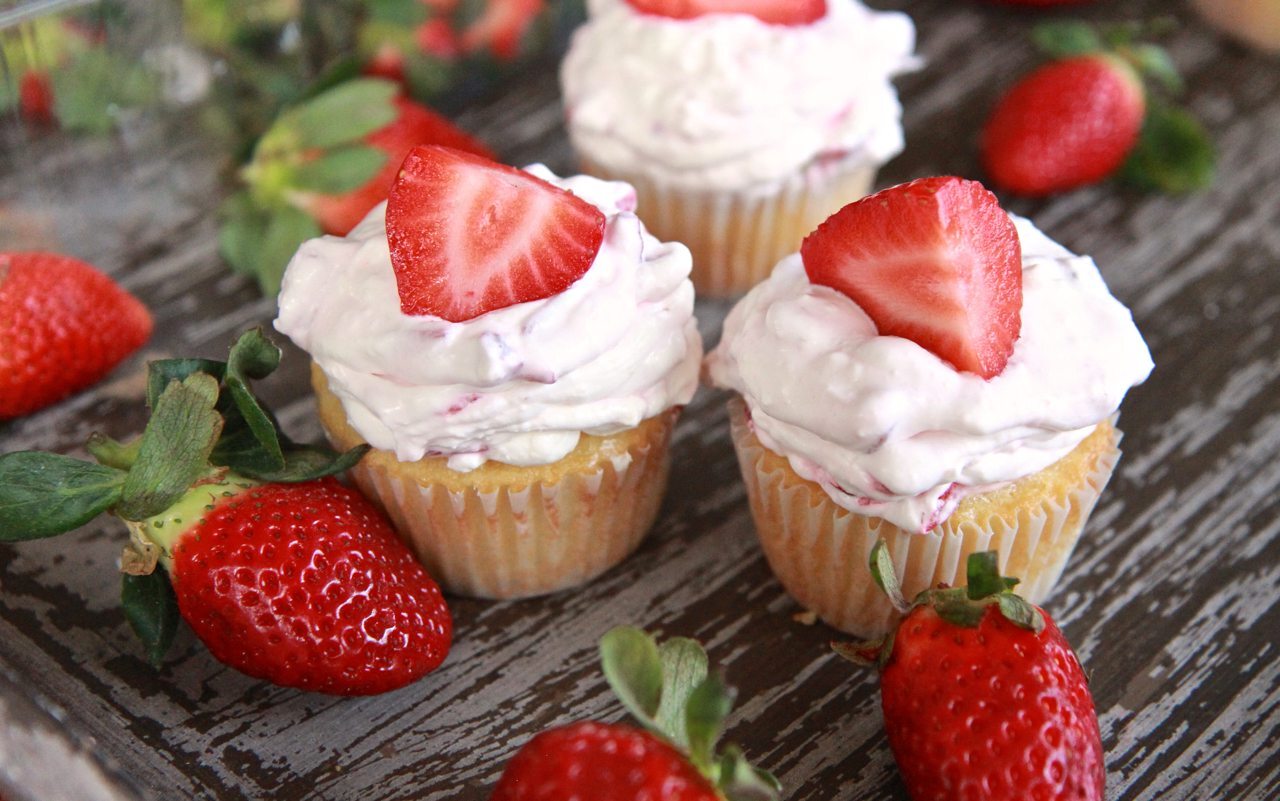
799 176 1022 379
386 146 606 322
624 0 827 26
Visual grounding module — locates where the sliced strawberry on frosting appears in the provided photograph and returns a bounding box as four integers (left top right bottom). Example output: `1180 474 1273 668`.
386 146 607 322
624 0 827 26
799 176 1022 379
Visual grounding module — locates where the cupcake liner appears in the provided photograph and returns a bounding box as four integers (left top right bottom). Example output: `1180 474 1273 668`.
728 398 1121 637
581 158 876 297
313 366 676 599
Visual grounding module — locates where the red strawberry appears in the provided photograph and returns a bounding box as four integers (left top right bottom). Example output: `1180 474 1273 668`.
836 542 1105 801
153 476 451 695
982 55 1145 196
460 0 546 59
491 722 720 801
490 627 780 801
800 177 1022 379
18 71 56 125
624 0 826 25
0 252 153 420
0 329 452 696
386 145 606 322
300 97 495 236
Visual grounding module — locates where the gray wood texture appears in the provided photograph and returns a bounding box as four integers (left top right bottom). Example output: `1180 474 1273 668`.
2 0 1279 798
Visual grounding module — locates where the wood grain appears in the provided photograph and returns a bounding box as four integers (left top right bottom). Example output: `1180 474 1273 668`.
2 1 1279 799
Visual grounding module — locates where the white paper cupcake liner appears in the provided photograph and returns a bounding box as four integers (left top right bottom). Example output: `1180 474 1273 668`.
728 398 1121 637
581 158 876 297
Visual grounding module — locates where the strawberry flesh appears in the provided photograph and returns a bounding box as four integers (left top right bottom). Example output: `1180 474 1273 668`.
386 145 606 322
982 55 1146 196
624 0 826 25
489 721 720 801
800 176 1022 379
0 252 152 419
171 478 451 696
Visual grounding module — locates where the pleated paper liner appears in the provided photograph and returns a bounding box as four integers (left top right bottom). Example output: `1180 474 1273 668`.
728 398 1122 637
314 365 675 599
580 157 875 297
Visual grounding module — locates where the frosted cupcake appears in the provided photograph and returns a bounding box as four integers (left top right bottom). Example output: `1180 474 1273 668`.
560 0 917 296
706 177 1153 636
1192 0 1280 52
276 146 702 599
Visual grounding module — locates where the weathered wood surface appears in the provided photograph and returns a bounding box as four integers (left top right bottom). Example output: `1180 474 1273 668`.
2 0 1279 798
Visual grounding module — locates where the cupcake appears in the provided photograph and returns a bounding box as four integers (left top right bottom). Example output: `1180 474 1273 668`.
275 146 702 599
1192 0 1280 52
706 177 1153 636
560 0 917 296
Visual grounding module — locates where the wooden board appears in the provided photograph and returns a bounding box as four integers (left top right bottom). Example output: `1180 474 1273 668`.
2 1 1279 798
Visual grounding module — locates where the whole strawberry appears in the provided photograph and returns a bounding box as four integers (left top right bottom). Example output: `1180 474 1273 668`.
0 252 152 420
0 329 451 695
836 542 1104 801
981 20 1214 196
221 77 493 295
490 627 780 801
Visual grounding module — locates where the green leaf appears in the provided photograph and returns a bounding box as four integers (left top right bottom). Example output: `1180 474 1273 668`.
218 192 273 285
221 329 285 473
965 551 1007 600
51 48 159 136
1119 102 1216 194
718 746 782 801
366 0 429 26
1032 21 1102 59
932 590 989 629
600 626 664 730
146 358 227 410
86 433 141 470
997 594 1046 633
868 540 908 612
236 444 370 483
121 570 180 668
116 374 224 521
257 206 323 297
1127 43 1183 95
281 78 398 151
684 674 732 771
0 453 126 540
655 637 709 750
292 145 387 194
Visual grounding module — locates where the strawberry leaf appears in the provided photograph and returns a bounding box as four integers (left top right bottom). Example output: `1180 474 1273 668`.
0 453 126 540
51 49 159 136
997 594 1046 633
1032 21 1102 59
86 433 141 470
600 626 664 730
718 746 782 801
1127 43 1183 95
367 0 429 26
655 637 709 751
222 329 285 473
218 192 275 291
868 540 909 613
684 674 732 772
259 206 323 296
292 145 387 194
281 77 398 151
1119 102 1215 193
117 374 224 521
238 443 370 483
146 358 227 409
121 569 179 668
965 550 1010 600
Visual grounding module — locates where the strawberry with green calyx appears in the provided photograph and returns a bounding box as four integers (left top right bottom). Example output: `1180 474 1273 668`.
835 541 1104 801
0 329 452 696
982 19 1214 196
219 76 494 296
490 626 780 801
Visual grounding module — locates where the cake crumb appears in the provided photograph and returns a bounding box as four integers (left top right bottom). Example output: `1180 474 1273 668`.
793 610 818 626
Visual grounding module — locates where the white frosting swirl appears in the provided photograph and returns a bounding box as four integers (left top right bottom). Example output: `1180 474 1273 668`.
275 167 702 471
706 217 1154 532
560 0 918 192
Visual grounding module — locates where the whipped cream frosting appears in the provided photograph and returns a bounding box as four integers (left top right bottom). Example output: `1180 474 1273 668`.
275 167 702 471
560 0 918 192
706 217 1154 532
